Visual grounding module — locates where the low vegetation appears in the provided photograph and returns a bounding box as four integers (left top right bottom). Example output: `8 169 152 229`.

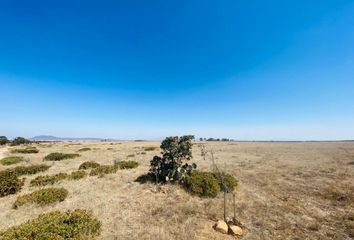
44 152 80 161
78 147 91 152
10 164 51 176
79 161 100 170
183 171 237 197
0 164 51 197
30 171 87 186
216 172 238 193
144 146 157 151
12 187 68 209
115 160 139 169
11 147 39 154
0 209 102 239
0 170 24 197
68 170 86 180
0 156 24 165
185 171 221 197
90 165 118 176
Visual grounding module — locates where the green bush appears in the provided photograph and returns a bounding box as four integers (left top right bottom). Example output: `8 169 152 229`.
68 170 87 180
44 152 80 161
90 165 118 176
0 170 24 197
10 164 51 176
12 188 68 209
115 160 139 169
214 173 238 192
30 173 68 186
144 146 157 151
79 161 100 170
0 209 102 239
0 156 24 165
185 171 221 198
10 137 31 146
78 147 91 152
0 136 9 145
30 171 86 186
11 147 39 154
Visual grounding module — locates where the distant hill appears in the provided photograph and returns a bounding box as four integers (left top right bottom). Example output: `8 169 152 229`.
30 135 109 141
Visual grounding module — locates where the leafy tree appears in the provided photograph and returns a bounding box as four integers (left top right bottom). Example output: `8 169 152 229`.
10 137 30 146
0 136 9 145
149 135 196 183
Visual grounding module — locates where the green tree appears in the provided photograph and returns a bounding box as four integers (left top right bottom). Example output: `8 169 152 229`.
0 136 9 145
149 135 196 183
10 137 30 146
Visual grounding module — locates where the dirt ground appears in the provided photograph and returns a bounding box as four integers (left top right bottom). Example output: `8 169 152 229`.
0 141 353 239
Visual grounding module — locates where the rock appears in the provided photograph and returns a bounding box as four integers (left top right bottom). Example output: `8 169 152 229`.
229 225 243 236
215 220 228 234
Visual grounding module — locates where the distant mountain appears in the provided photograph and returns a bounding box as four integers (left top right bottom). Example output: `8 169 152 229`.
30 135 109 141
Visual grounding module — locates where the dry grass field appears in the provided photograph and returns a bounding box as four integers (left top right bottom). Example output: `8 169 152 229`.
0 141 353 239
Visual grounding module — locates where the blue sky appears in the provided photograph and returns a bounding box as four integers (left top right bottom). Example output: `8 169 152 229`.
0 0 354 140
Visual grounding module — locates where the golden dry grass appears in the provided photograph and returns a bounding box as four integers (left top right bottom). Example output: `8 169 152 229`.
0 141 353 239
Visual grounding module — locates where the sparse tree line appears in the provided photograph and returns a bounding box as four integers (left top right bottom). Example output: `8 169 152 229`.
0 136 32 146
198 137 234 142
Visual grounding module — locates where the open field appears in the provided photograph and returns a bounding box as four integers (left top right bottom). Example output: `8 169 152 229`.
0 141 353 239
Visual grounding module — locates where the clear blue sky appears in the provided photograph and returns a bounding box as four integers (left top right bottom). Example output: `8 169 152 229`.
1 1 353 140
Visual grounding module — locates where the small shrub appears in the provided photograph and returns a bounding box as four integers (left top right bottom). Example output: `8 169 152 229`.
30 171 86 186
79 161 100 170
30 173 68 186
0 156 24 165
127 154 135 158
12 188 68 209
11 147 39 154
214 173 238 193
44 152 80 161
11 164 51 176
115 160 139 169
68 170 87 180
78 147 91 152
10 137 31 146
144 147 157 151
140 151 146 155
185 171 220 198
0 170 24 197
90 165 118 176
0 209 102 239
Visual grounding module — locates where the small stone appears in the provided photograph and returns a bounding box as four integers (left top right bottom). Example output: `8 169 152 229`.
215 220 228 234
229 225 243 236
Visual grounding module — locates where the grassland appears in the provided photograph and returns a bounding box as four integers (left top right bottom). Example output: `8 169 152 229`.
0 141 353 239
